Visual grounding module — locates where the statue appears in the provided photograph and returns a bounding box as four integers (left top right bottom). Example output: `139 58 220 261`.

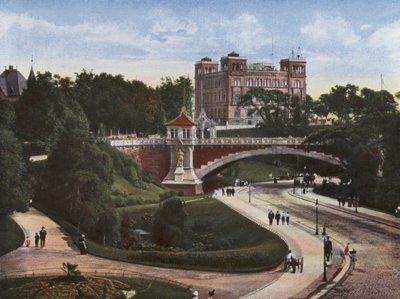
176 147 184 167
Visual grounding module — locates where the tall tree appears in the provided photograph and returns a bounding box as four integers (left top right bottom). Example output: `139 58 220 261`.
0 128 30 216
157 76 194 121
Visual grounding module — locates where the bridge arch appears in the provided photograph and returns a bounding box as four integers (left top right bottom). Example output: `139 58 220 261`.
195 147 343 179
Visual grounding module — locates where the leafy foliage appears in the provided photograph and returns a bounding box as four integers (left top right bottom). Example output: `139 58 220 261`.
0 128 30 216
152 198 188 247
241 88 313 137
61 262 81 277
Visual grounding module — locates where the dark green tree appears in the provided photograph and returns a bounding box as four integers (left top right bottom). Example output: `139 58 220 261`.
152 197 188 247
156 76 194 121
0 128 30 216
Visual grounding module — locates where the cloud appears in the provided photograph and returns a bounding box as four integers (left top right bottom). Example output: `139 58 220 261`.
219 14 270 54
368 20 400 61
360 24 373 30
301 13 360 46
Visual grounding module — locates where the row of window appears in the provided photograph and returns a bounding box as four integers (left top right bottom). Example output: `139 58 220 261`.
234 78 302 88
170 128 192 139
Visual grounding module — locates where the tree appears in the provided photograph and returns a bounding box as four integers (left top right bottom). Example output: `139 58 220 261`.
152 197 188 247
0 128 30 216
313 84 363 124
156 76 194 121
241 88 313 137
0 100 16 131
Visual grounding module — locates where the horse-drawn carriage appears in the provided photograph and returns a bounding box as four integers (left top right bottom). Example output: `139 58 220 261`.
283 256 304 273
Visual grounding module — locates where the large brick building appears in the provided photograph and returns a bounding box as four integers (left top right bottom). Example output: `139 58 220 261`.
194 51 306 125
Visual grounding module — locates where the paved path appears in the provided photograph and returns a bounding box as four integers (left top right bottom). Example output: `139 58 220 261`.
0 185 349 299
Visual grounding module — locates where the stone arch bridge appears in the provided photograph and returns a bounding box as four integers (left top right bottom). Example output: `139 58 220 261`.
110 136 342 195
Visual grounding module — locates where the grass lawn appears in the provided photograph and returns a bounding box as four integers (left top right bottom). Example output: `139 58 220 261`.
0 216 24 256
93 198 287 272
0 275 192 299
223 157 296 184
112 176 165 201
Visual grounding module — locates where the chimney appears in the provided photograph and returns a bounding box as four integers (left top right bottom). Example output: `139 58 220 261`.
9 65 13 70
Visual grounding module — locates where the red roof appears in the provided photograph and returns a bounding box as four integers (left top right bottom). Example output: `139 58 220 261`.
166 111 196 126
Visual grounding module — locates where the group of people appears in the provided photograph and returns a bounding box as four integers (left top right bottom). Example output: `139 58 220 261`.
268 210 290 225
222 187 235 197
25 226 47 248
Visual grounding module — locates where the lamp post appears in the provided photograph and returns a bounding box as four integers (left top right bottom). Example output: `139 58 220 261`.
355 195 359 213
323 246 328 281
315 199 319 235
248 182 251 203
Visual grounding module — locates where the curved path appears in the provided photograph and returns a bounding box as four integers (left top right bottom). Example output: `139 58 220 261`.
0 184 349 299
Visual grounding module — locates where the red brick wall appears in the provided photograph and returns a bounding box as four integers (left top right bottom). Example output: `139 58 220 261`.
193 145 270 168
122 147 170 180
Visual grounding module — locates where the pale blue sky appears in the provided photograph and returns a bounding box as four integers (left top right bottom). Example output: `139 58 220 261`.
1 0 400 99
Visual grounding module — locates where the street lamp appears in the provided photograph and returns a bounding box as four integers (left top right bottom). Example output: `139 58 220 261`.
315 199 319 235
248 181 251 203
355 195 359 213
323 244 328 282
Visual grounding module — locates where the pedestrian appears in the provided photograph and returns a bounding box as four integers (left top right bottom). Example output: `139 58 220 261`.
281 212 286 225
268 210 275 225
39 226 47 248
25 236 31 247
34 233 40 247
324 236 333 262
344 242 350 255
275 211 281 225
222 188 225 196
286 212 290 225
78 234 87 255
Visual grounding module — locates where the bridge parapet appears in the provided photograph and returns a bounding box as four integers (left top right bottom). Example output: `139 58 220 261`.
110 138 166 147
110 136 307 147
196 137 306 146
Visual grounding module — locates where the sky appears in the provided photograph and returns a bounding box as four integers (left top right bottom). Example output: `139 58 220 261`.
1 0 400 99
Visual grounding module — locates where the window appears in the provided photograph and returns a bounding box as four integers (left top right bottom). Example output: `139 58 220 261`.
235 109 241 117
170 128 178 139
282 79 288 87
294 80 301 88
272 79 279 87
234 94 241 104
256 79 261 87
264 79 270 87
246 79 253 87
234 79 241 86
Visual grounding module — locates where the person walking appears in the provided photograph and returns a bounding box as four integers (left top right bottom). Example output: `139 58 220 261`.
281 212 286 225
78 234 87 255
286 212 290 225
344 242 350 255
39 226 47 248
268 210 275 225
34 233 40 247
324 236 333 262
275 211 281 225
25 236 31 247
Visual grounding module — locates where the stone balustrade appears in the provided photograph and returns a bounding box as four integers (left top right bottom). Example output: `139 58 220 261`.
110 136 307 147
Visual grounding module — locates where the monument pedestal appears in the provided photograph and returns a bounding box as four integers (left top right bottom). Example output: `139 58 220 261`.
174 166 184 182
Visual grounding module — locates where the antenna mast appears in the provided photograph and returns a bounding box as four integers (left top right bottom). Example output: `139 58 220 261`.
271 36 274 68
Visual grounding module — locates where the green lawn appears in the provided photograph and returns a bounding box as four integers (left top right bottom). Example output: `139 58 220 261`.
0 216 24 256
93 198 287 272
223 157 296 184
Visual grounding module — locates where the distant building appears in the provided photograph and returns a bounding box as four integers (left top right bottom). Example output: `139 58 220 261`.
0 65 31 102
194 51 307 125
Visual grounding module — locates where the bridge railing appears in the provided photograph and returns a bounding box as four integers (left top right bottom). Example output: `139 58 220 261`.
109 137 307 147
196 137 306 145
110 138 166 147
